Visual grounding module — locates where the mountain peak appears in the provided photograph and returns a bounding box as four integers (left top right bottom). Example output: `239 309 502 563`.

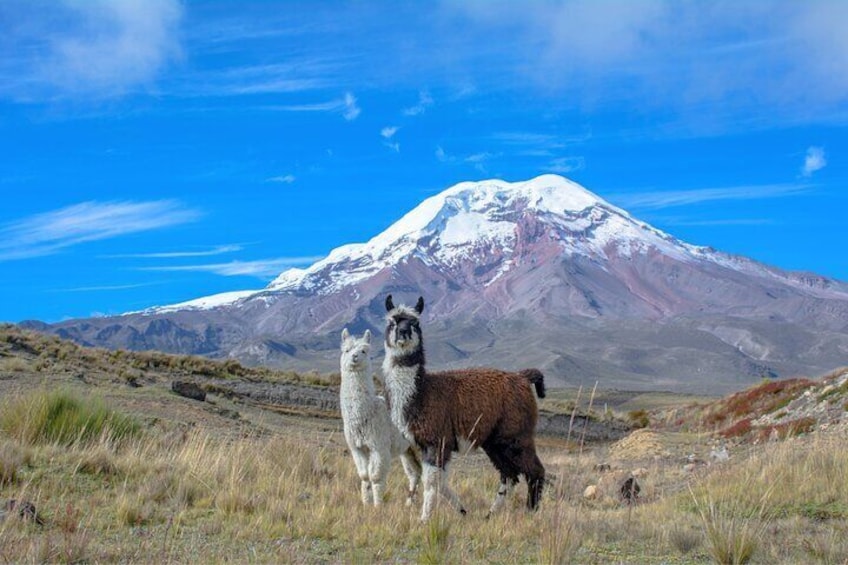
442 174 613 214
268 174 626 293
56 175 848 392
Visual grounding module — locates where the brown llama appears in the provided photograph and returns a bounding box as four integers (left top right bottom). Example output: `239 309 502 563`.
381 294 546 521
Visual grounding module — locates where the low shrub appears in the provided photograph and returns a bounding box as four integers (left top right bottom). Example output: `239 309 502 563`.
627 409 650 429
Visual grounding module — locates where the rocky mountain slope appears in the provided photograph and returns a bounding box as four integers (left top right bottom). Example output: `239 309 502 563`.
28 175 848 394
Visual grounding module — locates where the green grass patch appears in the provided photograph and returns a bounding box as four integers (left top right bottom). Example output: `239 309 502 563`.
0 389 141 446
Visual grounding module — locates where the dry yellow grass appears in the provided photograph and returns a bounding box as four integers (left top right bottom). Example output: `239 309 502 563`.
2 327 848 563
1 392 847 564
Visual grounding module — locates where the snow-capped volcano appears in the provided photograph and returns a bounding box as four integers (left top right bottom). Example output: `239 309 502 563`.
40 174 848 394
268 174 682 295
153 174 841 314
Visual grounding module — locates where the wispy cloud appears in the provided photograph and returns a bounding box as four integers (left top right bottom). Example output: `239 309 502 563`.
266 174 296 184
801 146 827 177
105 244 242 259
139 257 322 278
265 92 360 120
611 183 814 210
2 0 184 100
342 92 361 120
435 146 497 170
654 217 776 227
381 126 399 139
402 90 433 116
55 282 162 293
203 61 337 96
548 156 585 174
380 126 400 152
464 152 497 173
440 3 848 129
0 200 201 261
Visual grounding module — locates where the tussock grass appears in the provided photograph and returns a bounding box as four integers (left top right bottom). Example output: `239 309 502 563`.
691 489 770 564
0 389 140 447
1 382 847 563
0 439 28 486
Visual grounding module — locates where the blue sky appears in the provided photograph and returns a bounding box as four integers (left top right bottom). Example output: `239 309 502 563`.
1 1 846 323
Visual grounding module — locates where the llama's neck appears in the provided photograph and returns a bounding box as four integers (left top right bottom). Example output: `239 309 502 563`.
381 343 425 437
340 365 377 404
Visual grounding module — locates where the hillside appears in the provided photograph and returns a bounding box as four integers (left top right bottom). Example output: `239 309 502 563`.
34 175 848 394
2 327 848 562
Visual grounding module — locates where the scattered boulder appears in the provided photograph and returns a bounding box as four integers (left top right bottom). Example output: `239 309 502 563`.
709 445 730 462
171 380 206 402
583 485 598 500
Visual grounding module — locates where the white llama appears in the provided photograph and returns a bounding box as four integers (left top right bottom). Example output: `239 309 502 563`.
340 328 422 506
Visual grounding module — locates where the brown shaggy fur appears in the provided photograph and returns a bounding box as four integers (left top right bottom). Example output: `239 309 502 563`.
405 368 543 466
382 294 546 519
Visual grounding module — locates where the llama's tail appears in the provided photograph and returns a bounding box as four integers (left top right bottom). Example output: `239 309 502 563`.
521 369 546 398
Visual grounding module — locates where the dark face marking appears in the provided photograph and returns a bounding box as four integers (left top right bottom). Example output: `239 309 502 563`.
385 313 421 347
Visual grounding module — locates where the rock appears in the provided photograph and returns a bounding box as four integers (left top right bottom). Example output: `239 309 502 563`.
709 446 730 462
171 380 206 402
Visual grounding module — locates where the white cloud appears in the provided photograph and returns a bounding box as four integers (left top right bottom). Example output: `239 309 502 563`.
3 0 184 99
262 92 360 121
203 61 338 96
56 282 161 293
464 152 492 164
141 257 323 278
440 2 848 128
463 151 496 173
0 200 201 261
383 141 400 153
381 126 400 139
105 244 243 259
548 156 585 174
343 92 361 120
801 146 827 177
435 146 497 170
266 174 296 184
403 90 434 116
612 183 813 210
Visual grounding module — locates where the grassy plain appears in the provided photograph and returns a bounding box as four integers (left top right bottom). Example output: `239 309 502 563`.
1 326 847 563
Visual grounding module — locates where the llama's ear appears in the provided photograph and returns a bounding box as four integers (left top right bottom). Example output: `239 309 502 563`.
415 296 424 315
363 329 372 344
385 294 395 312
341 327 350 343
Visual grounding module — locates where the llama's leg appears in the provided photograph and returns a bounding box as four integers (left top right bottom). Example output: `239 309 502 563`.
420 462 440 521
487 475 518 517
483 443 520 518
368 446 390 506
519 447 546 511
399 447 422 506
420 462 466 520
350 446 372 505
435 462 466 515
